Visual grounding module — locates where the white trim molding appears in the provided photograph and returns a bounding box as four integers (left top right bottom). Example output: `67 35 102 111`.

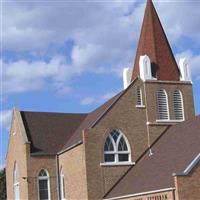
103 129 132 164
38 169 51 200
156 119 184 123
136 105 146 109
104 187 175 200
173 153 200 176
100 162 135 167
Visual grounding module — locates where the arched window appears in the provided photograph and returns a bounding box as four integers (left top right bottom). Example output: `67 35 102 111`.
136 87 143 106
13 163 20 200
173 90 184 120
38 169 51 200
104 129 131 163
60 168 66 200
157 89 169 120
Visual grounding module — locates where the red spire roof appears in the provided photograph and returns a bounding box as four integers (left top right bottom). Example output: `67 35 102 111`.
131 0 180 81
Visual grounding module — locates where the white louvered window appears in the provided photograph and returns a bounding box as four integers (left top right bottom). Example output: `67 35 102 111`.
173 90 184 120
136 87 143 106
104 129 131 163
157 89 169 120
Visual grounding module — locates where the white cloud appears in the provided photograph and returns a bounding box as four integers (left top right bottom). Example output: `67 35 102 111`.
2 56 75 94
80 97 96 105
101 91 119 101
0 110 12 130
56 86 72 97
154 1 200 44
2 0 200 97
80 90 119 106
175 50 200 80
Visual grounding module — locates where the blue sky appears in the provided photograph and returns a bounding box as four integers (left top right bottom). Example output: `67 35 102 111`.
1 0 200 168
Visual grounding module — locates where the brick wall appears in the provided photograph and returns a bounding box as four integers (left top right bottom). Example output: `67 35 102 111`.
58 144 88 199
83 79 195 200
6 114 29 200
6 111 58 200
174 164 200 200
27 155 58 200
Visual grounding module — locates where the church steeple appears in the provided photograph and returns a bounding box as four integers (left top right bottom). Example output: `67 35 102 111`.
131 0 180 81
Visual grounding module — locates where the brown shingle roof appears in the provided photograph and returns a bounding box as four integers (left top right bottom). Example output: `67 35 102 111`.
21 111 87 155
105 116 200 199
131 0 180 81
61 91 123 150
20 91 124 155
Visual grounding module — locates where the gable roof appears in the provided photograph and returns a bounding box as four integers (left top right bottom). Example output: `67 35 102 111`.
20 89 126 155
131 0 180 81
61 91 123 151
20 111 87 155
20 77 138 155
105 115 200 199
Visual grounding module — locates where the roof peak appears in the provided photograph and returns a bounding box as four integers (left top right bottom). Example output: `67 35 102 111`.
131 0 180 81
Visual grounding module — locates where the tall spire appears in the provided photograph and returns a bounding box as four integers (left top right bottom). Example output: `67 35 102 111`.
131 0 180 81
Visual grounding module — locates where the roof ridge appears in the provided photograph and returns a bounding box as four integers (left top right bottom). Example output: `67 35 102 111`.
20 110 88 115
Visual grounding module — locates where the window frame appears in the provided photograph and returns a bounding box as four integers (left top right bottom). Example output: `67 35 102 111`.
136 87 145 107
157 89 169 121
60 168 66 200
13 162 20 200
37 169 51 200
173 90 185 121
103 129 131 164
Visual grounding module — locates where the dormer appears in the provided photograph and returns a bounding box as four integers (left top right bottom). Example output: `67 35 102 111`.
179 58 192 82
139 55 155 81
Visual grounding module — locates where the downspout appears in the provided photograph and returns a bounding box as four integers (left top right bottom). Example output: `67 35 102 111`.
56 154 61 200
172 188 176 200
143 82 153 156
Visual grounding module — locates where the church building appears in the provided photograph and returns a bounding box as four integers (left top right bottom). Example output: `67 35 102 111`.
6 0 200 200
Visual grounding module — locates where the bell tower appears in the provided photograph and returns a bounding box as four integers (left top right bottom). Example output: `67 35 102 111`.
123 0 195 146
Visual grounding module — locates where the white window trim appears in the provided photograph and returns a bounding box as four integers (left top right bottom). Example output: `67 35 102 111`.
13 163 20 200
157 89 170 121
60 168 66 200
100 162 135 166
136 87 145 107
136 105 146 108
156 119 184 123
103 130 132 164
37 169 51 200
173 90 185 121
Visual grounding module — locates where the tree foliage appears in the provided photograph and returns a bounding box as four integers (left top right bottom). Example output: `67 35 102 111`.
0 168 7 200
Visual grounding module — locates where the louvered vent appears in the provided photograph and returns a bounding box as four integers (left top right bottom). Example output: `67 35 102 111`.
173 90 184 120
157 89 169 120
136 87 142 105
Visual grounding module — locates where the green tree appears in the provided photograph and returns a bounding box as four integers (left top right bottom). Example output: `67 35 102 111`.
0 168 7 200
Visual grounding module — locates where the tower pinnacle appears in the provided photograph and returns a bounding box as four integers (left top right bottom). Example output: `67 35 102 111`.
131 0 180 81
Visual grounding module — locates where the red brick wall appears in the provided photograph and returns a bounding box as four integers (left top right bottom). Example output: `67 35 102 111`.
174 164 200 200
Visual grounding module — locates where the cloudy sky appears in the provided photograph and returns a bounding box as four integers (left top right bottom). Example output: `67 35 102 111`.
1 0 200 168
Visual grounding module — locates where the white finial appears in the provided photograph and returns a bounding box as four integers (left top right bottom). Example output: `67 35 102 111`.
123 68 132 89
139 55 154 81
179 58 192 82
